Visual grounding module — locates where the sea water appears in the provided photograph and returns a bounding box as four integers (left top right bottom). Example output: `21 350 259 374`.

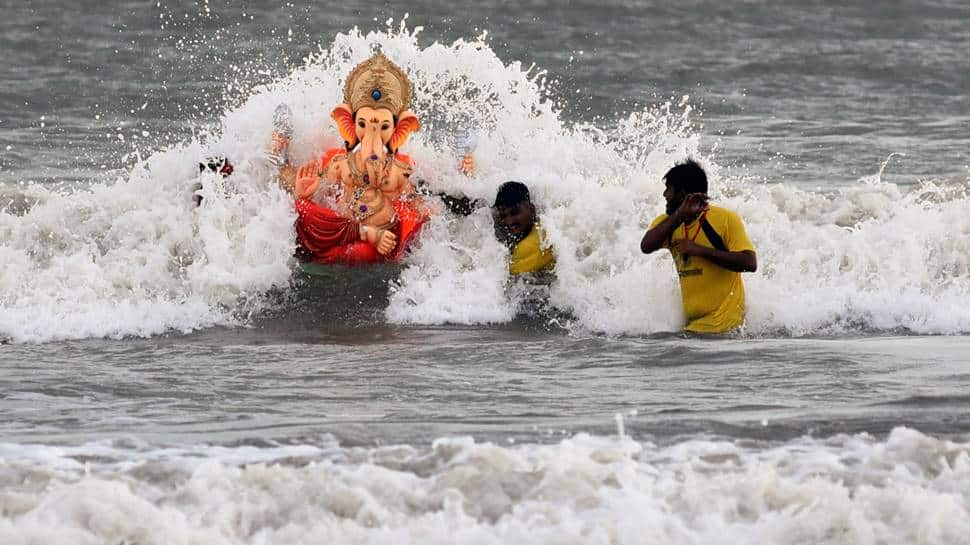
1 2 969 543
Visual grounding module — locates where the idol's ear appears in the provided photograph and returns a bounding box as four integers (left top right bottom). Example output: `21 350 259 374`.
331 104 357 149
389 110 420 153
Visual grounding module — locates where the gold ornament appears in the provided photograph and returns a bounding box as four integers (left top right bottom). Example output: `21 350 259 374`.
343 53 412 115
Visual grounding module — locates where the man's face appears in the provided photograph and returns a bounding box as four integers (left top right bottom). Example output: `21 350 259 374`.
663 183 686 215
494 201 535 243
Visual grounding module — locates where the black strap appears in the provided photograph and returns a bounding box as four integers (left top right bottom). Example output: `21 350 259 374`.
700 217 727 252
667 217 728 252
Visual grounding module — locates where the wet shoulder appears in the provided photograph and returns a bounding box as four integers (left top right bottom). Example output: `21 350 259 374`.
706 204 741 220
321 148 347 168
706 205 744 229
707 204 754 251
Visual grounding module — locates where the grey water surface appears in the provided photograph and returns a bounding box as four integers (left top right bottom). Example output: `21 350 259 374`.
3 323 970 447
2 0 969 451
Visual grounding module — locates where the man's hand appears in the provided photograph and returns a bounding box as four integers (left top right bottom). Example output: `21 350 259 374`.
671 238 705 257
673 193 708 222
674 238 758 272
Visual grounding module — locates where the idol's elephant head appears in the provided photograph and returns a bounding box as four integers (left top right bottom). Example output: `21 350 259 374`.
331 104 420 158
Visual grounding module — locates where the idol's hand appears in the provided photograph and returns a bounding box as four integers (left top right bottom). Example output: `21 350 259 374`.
413 196 439 219
460 153 476 176
376 229 397 255
295 163 320 198
271 132 290 159
364 226 398 255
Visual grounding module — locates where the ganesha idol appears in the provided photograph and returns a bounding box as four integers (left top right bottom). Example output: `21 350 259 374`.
272 53 467 266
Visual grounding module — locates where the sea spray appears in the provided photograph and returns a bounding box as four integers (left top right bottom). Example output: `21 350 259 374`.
2 25 969 343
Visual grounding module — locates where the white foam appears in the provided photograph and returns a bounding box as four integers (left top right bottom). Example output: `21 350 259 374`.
1 428 968 544
0 142 295 342
2 25 969 342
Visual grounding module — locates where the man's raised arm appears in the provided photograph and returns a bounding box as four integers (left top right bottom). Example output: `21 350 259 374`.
640 193 707 254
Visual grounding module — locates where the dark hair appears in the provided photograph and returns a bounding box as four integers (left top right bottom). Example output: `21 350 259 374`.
493 181 531 208
663 159 708 194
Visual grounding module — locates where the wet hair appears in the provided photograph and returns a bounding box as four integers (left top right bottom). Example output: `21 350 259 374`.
663 159 708 194
493 181 532 208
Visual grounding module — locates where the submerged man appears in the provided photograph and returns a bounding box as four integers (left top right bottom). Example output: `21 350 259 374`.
640 160 757 333
493 181 555 276
440 180 555 275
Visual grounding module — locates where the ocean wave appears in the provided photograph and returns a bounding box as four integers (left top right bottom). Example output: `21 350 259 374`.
1 26 969 343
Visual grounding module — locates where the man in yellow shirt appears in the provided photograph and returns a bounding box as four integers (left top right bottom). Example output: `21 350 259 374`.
640 160 757 333
493 181 555 275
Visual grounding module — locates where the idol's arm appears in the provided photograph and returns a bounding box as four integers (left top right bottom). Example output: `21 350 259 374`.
272 133 299 195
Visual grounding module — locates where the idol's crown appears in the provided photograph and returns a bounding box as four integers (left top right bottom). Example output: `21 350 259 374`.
343 53 412 115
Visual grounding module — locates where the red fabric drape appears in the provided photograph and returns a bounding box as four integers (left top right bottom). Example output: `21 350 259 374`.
294 197 360 250
293 149 424 266
294 198 425 266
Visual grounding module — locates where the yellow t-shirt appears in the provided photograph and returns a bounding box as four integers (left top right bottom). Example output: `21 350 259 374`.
509 222 556 275
649 205 755 333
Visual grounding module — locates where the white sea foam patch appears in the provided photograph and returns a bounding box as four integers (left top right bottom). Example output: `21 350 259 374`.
739 175 970 335
1 428 968 545
0 142 296 343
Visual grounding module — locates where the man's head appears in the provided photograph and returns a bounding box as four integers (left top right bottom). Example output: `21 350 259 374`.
493 181 536 245
663 159 708 215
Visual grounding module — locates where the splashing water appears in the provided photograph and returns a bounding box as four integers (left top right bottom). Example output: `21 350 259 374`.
1 25 969 343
